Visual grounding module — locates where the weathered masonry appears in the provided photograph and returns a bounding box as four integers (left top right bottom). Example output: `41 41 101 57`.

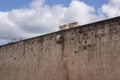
0 16 120 80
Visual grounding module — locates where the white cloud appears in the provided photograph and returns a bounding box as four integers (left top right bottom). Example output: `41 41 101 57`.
30 0 45 8
63 0 97 24
0 39 10 45
0 11 39 39
102 0 120 18
110 0 120 7
0 0 119 45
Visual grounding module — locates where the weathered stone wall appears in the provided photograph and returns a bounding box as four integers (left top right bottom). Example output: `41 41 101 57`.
0 17 120 80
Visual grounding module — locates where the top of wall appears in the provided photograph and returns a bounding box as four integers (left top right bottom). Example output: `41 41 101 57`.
0 16 120 48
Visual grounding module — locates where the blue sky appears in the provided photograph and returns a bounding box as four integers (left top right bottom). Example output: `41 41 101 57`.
46 0 109 9
0 0 32 11
0 0 120 45
0 0 109 11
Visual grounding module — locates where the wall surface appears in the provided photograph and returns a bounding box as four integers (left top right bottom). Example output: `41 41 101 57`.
0 17 120 80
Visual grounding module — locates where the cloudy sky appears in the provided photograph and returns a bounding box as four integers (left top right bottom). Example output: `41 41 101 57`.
0 0 120 45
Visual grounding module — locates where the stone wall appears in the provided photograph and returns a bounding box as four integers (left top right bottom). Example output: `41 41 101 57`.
0 16 120 80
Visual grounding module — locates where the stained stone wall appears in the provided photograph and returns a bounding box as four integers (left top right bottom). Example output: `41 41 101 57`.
0 17 120 80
